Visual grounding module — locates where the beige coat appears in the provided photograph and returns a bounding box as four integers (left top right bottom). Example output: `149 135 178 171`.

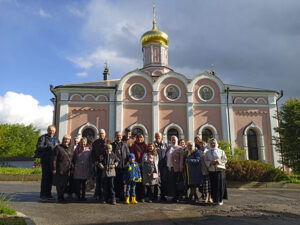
171 147 184 172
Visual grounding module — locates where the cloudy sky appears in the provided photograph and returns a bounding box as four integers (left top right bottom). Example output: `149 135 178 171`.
0 0 299 131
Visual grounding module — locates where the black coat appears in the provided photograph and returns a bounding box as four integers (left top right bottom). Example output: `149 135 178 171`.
112 141 130 169
91 138 106 164
36 134 60 162
52 144 73 175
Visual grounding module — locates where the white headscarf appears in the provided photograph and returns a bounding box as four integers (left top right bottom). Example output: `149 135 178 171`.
166 135 178 169
170 135 178 147
210 138 219 158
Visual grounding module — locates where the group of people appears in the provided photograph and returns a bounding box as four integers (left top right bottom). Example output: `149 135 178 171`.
36 125 228 205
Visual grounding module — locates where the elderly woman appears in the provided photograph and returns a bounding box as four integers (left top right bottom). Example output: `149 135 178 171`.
166 136 181 201
52 134 73 203
205 138 227 205
183 141 202 202
73 137 92 201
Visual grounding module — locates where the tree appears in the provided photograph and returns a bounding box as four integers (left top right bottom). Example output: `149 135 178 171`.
0 124 40 157
275 98 300 173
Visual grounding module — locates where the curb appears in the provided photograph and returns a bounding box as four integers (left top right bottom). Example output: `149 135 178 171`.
0 174 41 181
17 212 36 225
227 181 300 189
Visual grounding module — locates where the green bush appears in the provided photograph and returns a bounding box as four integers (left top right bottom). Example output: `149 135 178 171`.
218 140 245 160
0 167 41 175
226 159 289 182
0 195 16 216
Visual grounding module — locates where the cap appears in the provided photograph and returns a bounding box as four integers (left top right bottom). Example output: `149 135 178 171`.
129 153 135 159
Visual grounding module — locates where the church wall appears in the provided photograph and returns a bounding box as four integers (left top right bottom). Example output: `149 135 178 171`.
232 107 273 164
67 104 110 140
158 77 187 103
159 105 187 138
192 78 221 104
122 76 153 103
193 106 223 139
122 104 153 141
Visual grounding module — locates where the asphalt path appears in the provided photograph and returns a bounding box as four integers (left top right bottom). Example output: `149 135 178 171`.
0 181 300 225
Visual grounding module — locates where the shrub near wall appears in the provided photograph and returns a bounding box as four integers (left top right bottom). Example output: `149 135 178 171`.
226 159 288 182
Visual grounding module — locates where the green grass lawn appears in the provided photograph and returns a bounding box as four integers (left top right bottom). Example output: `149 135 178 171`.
0 167 41 175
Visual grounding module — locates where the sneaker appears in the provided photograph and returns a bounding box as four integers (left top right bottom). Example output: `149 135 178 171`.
218 201 223 206
112 200 117 205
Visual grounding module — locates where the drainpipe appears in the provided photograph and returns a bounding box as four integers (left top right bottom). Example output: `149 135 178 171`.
50 85 57 127
276 90 284 170
226 87 232 150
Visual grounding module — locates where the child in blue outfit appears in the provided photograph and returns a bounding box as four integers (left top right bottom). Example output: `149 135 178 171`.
123 153 142 204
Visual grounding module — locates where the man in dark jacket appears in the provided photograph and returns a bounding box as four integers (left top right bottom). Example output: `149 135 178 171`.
112 131 130 201
36 125 60 201
154 132 168 201
91 129 107 200
52 135 73 203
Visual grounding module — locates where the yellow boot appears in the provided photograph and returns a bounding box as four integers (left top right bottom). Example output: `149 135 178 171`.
131 196 138 204
125 197 130 204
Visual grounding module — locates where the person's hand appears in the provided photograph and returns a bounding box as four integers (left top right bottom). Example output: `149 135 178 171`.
99 164 104 170
210 160 217 165
179 168 183 173
52 170 56 175
110 165 115 169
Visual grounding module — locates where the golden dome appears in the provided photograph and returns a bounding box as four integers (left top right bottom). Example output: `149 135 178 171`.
141 5 168 46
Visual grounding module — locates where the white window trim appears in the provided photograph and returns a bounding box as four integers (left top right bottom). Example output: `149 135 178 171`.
162 123 184 143
243 122 265 161
128 83 147 101
198 122 219 141
129 122 149 144
198 85 215 102
77 122 99 140
164 84 181 101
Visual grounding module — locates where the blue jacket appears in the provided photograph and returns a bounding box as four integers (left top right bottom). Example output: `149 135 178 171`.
183 149 203 185
123 161 142 184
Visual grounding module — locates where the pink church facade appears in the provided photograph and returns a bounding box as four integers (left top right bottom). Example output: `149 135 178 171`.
51 16 281 168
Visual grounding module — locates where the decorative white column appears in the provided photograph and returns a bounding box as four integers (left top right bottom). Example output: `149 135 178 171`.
109 92 116 141
221 94 229 142
268 95 281 168
58 92 69 141
115 90 123 133
186 92 194 141
152 91 159 141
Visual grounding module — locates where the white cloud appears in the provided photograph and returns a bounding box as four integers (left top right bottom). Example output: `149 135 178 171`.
0 92 53 133
76 71 88 77
38 8 51 18
68 47 140 73
66 5 85 17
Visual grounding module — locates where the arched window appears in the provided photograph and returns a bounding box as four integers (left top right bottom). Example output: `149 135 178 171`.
82 128 96 146
132 127 144 137
167 128 179 145
247 129 259 160
202 128 213 143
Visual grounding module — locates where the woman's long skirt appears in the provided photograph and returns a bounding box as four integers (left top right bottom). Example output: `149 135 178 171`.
209 170 227 203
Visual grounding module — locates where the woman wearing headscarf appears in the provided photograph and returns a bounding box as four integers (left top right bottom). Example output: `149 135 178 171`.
165 135 180 201
183 141 202 202
205 138 227 205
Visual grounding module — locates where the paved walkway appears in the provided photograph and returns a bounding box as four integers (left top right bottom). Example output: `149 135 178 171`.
0 181 300 225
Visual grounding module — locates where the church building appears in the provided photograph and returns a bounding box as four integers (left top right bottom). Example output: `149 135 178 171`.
51 11 281 167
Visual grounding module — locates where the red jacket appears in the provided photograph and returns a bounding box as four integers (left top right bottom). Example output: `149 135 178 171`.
130 142 147 164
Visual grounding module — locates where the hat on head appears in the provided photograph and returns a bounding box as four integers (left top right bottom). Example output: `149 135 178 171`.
129 153 135 159
125 127 131 132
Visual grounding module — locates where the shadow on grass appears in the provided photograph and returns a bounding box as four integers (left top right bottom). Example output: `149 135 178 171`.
0 217 26 225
